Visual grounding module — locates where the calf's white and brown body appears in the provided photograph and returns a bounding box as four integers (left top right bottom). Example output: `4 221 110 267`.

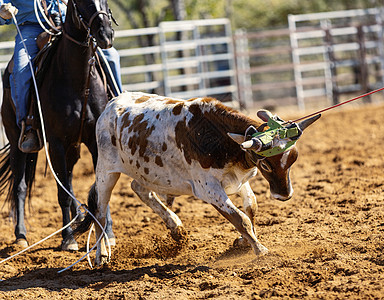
82 91 320 265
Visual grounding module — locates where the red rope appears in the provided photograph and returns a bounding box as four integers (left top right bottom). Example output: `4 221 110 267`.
290 86 384 123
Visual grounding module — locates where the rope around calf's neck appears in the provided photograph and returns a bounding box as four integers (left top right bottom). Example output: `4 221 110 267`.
0 11 111 274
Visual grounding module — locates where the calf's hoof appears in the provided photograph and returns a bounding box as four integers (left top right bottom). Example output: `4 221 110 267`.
170 226 189 244
253 243 269 255
15 238 28 248
233 237 251 249
61 239 79 251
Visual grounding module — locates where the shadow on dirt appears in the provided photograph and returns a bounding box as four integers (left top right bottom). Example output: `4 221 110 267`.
0 263 211 292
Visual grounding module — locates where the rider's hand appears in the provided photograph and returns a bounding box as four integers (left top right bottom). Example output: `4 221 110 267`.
0 3 18 20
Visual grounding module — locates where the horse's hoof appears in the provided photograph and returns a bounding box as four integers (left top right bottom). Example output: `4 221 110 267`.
15 238 28 248
61 239 79 251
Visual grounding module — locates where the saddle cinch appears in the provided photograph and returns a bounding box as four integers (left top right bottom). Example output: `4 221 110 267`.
3 30 115 151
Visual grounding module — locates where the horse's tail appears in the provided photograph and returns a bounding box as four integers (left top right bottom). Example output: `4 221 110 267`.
0 143 38 212
0 144 13 204
72 183 98 238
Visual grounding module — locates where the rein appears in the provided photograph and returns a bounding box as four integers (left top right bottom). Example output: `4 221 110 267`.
75 44 97 150
60 0 111 149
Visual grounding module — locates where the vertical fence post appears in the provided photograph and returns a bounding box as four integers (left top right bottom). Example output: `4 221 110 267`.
322 20 339 105
288 14 305 111
376 7 384 89
234 29 252 108
357 24 371 102
357 25 371 102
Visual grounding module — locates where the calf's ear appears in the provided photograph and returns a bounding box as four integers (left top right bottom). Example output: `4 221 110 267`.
227 132 245 145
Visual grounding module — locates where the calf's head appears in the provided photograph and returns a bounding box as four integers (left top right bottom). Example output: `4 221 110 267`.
228 110 320 201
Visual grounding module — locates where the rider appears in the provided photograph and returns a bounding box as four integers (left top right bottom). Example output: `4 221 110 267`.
0 0 123 153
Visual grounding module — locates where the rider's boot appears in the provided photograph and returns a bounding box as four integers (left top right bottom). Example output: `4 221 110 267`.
18 120 41 153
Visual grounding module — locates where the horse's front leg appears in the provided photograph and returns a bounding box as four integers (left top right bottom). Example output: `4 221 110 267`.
49 143 79 251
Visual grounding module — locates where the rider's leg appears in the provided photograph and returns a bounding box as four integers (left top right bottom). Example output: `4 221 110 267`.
101 47 122 96
10 24 44 153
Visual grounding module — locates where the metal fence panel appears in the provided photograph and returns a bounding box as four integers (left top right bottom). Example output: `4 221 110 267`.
288 7 384 110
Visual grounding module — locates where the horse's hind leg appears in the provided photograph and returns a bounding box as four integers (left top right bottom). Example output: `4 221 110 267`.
2 85 31 248
9 148 29 248
48 143 80 250
130 180 187 243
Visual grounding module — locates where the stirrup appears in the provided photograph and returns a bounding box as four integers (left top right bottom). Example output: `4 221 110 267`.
18 120 43 153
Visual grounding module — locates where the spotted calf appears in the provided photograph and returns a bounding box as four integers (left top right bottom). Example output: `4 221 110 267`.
75 91 320 265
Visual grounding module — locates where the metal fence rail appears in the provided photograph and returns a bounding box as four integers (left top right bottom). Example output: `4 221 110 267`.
234 28 296 108
288 7 384 110
114 18 238 106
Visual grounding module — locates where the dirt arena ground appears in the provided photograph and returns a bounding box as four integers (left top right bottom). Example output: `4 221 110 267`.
0 102 384 299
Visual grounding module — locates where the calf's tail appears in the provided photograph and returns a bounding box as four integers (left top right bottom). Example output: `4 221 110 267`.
71 183 98 238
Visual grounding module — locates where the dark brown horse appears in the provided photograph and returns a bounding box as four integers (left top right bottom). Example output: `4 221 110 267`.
0 0 115 250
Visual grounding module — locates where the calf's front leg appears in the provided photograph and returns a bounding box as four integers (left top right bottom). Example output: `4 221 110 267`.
233 182 259 248
196 182 267 255
212 200 268 255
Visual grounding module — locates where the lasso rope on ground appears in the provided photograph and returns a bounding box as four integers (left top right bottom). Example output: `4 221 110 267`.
0 8 111 273
0 214 79 265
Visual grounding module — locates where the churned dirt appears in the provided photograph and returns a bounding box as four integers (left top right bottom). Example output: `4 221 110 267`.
1 102 384 299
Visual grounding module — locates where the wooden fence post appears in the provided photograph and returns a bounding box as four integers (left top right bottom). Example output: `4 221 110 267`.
357 24 371 103
323 27 339 105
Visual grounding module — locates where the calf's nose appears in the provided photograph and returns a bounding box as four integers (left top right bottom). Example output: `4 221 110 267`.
270 189 293 201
